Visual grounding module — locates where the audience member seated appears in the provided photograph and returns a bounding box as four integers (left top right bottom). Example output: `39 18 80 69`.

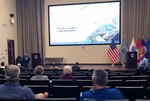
59 65 76 80
31 65 49 80
0 62 5 69
49 63 61 70
0 65 48 101
72 62 80 71
137 55 149 75
80 69 125 101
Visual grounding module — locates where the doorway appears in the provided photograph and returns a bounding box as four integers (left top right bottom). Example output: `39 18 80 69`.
7 40 15 64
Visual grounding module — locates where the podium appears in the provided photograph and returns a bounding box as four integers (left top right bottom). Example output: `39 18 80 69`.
125 52 137 68
32 53 41 69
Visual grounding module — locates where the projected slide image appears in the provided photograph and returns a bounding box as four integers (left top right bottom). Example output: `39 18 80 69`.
48 1 120 46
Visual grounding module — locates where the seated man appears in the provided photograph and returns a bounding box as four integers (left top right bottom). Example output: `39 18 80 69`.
72 62 80 71
0 65 48 101
80 69 124 101
137 55 149 75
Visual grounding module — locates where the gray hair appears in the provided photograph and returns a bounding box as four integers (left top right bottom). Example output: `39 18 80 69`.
5 65 20 81
92 69 108 86
63 65 72 74
34 65 44 75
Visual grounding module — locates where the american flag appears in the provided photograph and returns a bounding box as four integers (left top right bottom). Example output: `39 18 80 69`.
107 39 120 64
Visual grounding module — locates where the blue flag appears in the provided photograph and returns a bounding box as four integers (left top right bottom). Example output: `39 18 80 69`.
129 37 137 52
146 38 150 63
141 38 147 54
142 38 146 46
119 38 128 64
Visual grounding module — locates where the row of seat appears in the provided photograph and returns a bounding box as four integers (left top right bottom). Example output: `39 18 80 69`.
0 78 149 88
1 98 150 101
0 68 138 77
0 78 149 89
1 73 150 81
0 98 149 101
24 85 150 101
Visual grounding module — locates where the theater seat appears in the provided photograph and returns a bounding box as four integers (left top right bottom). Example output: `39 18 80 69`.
34 97 76 101
116 86 146 101
28 80 51 87
24 85 49 94
51 85 80 100
83 99 129 101
52 79 75 86
135 99 150 101
0 98 26 101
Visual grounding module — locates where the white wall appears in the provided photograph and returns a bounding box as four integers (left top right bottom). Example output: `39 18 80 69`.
44 0 122 64
0 0 17 65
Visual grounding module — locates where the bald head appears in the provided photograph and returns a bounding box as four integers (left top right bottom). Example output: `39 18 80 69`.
5 65 20 82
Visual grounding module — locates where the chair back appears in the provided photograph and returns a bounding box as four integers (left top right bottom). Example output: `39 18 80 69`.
116 86 146 101
135 99 150 101
83 99 129 101
28 80 50 87
52 85 80 100
75 80 92 87
34 98 76 101
25 85 49 94
52 79 75 86
107 80 123 88
0 98 26 101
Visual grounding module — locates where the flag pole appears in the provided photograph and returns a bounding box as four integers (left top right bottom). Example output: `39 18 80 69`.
122 63 125 67
112 63 114 67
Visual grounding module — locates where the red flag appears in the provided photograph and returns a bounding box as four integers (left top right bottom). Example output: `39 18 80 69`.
107 39 120 64
136 38 144 63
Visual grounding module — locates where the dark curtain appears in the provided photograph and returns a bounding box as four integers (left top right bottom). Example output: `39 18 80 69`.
122 0 150 46
16 0 45 60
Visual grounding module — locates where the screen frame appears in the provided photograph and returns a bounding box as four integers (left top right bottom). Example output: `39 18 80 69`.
48 1 121 46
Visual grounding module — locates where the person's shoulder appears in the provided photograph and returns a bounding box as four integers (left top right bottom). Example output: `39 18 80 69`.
31 76 36 80
144 57 148 61
81 90 93 97
105 88 120 92
21 85 34 92
105 88 124 96
0 84 5 88
20 85 35 100
31 75 49 80
42 75 49 80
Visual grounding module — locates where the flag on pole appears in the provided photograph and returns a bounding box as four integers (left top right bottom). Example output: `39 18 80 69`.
129 37 137 52
136 38 144 56
119 36 128 64
136 38 144 63
107 39 120 64
141 38 147 54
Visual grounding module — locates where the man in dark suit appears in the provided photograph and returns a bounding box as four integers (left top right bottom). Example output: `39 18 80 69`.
72 62 80 71
22 53 30 71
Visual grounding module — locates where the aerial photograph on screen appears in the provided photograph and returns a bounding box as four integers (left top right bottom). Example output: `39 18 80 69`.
49 1 120 46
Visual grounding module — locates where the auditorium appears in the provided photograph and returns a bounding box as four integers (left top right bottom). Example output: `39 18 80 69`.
0 0 150 101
